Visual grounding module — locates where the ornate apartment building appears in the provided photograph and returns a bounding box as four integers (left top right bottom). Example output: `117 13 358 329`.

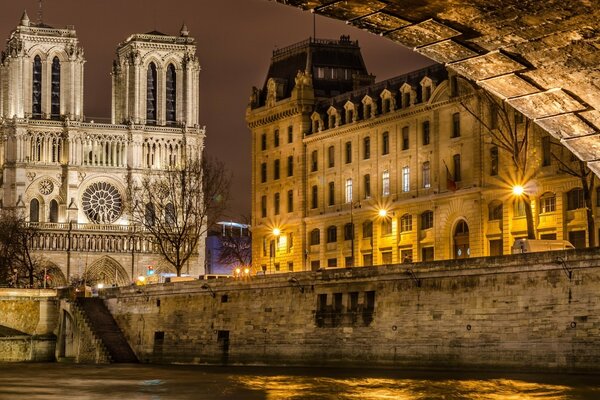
0 12 204 285
247 36 597 273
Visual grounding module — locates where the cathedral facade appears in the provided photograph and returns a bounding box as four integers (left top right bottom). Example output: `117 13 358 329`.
247 37 597 273
0 12 205 285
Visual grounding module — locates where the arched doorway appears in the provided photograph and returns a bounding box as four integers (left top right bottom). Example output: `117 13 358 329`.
84 257 129 287
454 220 470 259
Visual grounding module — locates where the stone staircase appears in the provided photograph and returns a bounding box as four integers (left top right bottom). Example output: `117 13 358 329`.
75 298 138 363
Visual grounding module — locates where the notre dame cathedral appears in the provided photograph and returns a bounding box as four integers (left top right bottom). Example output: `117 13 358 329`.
0 11 205 285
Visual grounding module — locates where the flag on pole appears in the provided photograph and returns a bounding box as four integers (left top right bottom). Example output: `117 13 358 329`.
444 161 457 191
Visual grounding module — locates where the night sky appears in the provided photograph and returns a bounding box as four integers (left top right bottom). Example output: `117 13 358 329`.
0 0 432 220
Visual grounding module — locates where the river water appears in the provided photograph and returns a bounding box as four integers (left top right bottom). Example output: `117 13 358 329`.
0 363 599 399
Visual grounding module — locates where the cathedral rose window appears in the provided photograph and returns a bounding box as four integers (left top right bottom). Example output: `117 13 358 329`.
82 182 123 223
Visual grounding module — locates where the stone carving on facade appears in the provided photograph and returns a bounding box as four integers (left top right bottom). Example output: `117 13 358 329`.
38 179 54 195
26 172 36 181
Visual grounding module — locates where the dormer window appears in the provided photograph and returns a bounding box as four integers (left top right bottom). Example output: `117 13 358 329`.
327 106 339 129
420 77 434 103
362 96 375 119
344 101 356 124
311 112 324 134
380 89 394 114
400 83 413 108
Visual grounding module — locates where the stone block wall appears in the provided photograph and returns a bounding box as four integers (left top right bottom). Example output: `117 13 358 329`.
105 249 600 371
0 289 59 362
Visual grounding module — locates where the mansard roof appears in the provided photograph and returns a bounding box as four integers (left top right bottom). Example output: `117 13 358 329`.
256 36 371 107
316 63 446 111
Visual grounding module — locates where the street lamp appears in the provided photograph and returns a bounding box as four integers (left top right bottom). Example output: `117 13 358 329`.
512 185 525 196
271 227 281 273
349 202 361 267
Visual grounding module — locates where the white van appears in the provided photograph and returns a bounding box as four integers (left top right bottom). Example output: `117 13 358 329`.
511 239 575 254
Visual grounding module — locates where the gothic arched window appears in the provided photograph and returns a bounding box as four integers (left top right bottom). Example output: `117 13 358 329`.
51 57 60 119
146 62 157 124
145 203 156 226
49 199 59 223
30 199 40 222
32 55 42 118
165 203 176 225
166 64 176 125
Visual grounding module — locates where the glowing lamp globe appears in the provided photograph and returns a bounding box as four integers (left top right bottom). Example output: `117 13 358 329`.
512 185 525 196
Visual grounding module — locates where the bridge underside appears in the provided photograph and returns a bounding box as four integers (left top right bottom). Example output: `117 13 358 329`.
275 0 600 174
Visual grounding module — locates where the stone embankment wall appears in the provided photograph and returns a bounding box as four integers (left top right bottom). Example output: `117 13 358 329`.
105 249 600 371
0 289 59 362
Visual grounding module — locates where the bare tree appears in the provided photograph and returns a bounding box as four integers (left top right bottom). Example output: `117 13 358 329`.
0 209 47 287
460 85 536 239
551 144 596 246
218 223 252 269
130 156 231 276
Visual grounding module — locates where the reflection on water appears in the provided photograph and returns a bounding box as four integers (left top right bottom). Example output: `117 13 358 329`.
0 363 598 400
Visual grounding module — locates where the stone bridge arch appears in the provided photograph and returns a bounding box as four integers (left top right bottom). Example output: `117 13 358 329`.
275 1 600 175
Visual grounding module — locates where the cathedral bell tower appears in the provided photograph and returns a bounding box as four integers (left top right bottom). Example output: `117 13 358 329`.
111 24 200 127
0 10 85 121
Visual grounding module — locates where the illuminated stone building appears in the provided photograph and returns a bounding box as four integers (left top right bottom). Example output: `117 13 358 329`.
247 36 596 273
0 12 205 284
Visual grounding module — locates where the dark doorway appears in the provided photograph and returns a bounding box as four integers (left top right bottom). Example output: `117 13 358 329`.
569 230 586 249
217 330 230 364
454 220 470 259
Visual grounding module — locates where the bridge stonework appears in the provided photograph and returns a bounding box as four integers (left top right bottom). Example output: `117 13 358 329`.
0 289 59 361
105 249 600 371
275 0 600 176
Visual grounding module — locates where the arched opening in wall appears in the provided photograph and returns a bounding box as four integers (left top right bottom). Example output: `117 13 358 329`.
453 220 470 259
51 57 60 119
30 198 40 223
44 262 67 287
146 62 157 125
84 256 129 287
166 64 176 125
57 310 76 360
32 55 42 119
49 199 59 223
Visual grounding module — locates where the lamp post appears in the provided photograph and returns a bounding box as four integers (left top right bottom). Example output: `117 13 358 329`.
512 183 536 239
349 202 361 267
271 227 281 273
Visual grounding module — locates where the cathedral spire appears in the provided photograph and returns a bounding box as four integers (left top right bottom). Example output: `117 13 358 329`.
20 10 30 26
37 0 44 25
180 22 189 37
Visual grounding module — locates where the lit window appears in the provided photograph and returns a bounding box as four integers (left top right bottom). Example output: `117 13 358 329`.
400 214 412 232
345 178 353 203
540 193 556 213
402 167 409 193
383 170 391 196
422 162 431 189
